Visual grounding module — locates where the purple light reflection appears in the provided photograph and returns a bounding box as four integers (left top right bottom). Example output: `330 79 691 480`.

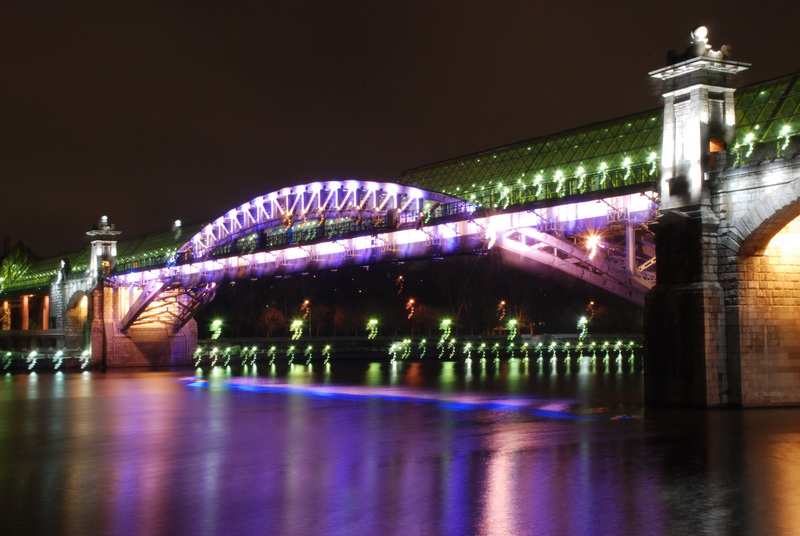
9 368 797 535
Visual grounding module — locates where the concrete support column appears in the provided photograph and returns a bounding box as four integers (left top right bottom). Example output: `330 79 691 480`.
626 220 636 274
90 285 107 370
41 296 50 330
1 301 9 330
20 295 29 331
645 207 731 406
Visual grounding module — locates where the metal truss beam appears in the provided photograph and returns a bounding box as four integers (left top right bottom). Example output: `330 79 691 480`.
122 282 217 332
496 227 652 306
119 277 174 331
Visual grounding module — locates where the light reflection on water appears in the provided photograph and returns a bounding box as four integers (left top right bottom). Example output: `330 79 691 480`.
1 361 800 535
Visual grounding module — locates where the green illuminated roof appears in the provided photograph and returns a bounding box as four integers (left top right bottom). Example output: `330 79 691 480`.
1 219 210 294
398 71 800 204
732 72 800 160
114 220 209 272
398 108 663 205
2 248 89 294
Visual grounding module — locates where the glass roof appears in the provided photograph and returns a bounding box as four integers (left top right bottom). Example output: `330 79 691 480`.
731 72 800 161
114 220 210 272
397 108 663 204
2 248 88 294
2 219 211 294
398 71 800 202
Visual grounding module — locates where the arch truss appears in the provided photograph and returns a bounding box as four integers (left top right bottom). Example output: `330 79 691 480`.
117 181 468 331
173 180 465 263
118 279 217 332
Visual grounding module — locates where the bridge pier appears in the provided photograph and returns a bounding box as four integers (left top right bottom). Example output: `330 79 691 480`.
645 206 733 406
90 284 197 368
644 32 751 407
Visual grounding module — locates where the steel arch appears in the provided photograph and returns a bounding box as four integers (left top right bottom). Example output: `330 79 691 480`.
173 181 466 263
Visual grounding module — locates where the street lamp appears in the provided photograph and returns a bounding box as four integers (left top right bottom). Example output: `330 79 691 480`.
577 316 589 341
439 318 452 344
290 319 304 340
211 319 223 339
301 300 311 336
506 318 518 340
497 300 506 322
367 318 379 339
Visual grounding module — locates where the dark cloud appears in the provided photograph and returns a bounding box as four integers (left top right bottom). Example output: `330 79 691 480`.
2 1 798 256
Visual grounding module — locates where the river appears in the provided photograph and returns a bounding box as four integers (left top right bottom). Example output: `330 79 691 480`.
1 360 799 535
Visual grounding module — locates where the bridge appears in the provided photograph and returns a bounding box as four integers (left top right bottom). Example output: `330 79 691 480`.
115 179 655 327
2 28 799 407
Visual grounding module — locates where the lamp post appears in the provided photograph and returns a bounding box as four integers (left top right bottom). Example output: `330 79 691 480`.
301 300 311 337
439 318 452 345
506 318 518 340
497 300 506 323
290 320 303 340
577 316 589 342
367 318 379 339
406 298 415 335
211 319 223 339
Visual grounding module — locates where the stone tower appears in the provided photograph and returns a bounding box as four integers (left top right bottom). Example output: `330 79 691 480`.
645 27 750 406
86 215 121 289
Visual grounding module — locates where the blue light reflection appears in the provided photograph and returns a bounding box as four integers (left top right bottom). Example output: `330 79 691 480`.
182 377 596 421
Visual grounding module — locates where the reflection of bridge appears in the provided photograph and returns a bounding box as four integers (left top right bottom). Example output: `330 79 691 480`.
2 29 800 407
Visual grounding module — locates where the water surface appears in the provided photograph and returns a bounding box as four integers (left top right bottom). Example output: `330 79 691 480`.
1 361 799 535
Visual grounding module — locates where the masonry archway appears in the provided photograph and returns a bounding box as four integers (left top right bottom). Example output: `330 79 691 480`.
733 199 800 405
65 291 89 349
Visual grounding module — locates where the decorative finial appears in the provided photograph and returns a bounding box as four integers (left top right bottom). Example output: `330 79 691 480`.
690 26 710 56
87 215 121 238
667 26 732 65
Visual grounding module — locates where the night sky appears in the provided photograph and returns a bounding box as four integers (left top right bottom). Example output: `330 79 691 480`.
3 1 799 258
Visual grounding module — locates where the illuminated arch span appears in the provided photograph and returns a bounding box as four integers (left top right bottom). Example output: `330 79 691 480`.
174 180 466 262
734 179 800 257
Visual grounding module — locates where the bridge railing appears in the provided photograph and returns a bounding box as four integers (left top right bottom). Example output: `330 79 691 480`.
165 214 408 263
458 163 657 211
116 255 173 273
728 137 799 167
0 329 66 351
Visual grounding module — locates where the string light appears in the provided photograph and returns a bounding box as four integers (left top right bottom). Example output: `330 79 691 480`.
506 319 518 340
367 319 379 339
406 298 415 319
290 320 304 340
210 319 223 340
